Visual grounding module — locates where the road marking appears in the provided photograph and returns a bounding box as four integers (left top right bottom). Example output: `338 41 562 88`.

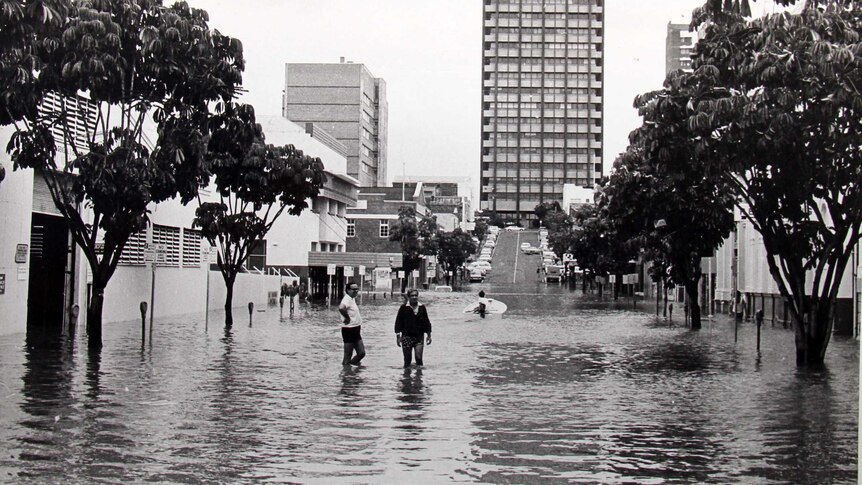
513 231 520 284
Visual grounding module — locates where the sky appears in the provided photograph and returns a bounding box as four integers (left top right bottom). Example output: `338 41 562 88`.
187 0 783 191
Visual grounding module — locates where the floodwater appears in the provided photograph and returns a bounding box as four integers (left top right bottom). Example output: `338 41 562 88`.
0 285 857 484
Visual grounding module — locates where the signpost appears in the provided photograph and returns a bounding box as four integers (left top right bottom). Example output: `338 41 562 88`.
146 244 167 336
359 265 366 303
327 264 336 306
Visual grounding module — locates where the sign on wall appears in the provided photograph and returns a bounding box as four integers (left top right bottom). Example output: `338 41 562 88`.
15 244 27 263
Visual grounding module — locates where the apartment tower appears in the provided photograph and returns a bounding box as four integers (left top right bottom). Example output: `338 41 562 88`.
284 60 388 187
665 22 696 74
481 0 604 223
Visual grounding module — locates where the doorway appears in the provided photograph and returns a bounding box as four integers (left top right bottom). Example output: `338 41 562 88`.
27 213 70 334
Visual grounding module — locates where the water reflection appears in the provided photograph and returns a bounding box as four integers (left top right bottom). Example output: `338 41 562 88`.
0 289 856 483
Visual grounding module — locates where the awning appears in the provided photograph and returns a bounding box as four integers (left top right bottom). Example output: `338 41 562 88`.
307 252 402 268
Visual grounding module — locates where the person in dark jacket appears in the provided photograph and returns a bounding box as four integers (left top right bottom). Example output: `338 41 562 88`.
394 289 432 368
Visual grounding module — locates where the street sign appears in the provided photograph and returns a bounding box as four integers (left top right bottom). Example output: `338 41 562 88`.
326 264 336 275
144 249 156 263
344 266 354 277
609 275 616 283
563 253 573 262
398 271 405 278
358 265 366 275
412 270 419 277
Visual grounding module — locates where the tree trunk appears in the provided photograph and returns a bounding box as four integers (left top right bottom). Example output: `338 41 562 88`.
656 280 661 316
683 278 702 330
224 274 236 328
87 282 106 350
794 296 832 366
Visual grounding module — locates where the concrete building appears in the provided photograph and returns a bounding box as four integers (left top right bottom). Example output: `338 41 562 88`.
0 100 359 337
392 175 474 232
562 183 595 214
283 59 388 188
345 186 432 291
480 0 604 224
665 22 696 74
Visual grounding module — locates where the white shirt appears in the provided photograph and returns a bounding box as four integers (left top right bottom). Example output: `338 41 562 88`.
339 294 362 328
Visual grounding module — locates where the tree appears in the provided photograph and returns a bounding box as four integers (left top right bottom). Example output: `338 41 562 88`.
689 2 862 364
604 69 736 329
434 228 477 287
3 0 244 349
194 103 325 327
534 201 562 228
553 204 634 297
472 219 489 242
389 206 438 292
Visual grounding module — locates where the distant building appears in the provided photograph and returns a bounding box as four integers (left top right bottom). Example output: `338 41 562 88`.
562 184 595 214
283 59 388 188
480 0 605 224
392 175 474 231
666 22 696 74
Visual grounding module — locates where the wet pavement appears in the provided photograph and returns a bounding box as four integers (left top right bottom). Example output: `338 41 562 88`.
0 230 857 483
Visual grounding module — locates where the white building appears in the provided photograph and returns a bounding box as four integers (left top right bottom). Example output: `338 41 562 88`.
0 105 357 336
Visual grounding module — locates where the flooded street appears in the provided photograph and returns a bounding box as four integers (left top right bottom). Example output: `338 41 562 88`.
0 282 857 484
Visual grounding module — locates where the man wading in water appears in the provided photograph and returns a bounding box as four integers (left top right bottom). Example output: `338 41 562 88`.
394 289 432 368
338 283 365 366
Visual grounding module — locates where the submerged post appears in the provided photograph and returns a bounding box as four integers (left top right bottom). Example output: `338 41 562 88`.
139 301 147 344
756 309 764 352
248 301 254 326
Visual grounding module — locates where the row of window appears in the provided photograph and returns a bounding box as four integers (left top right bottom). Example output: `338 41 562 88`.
346 219 392 238
119 225 203 268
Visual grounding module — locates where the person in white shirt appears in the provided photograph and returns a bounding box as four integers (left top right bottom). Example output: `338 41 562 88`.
338 282 365 366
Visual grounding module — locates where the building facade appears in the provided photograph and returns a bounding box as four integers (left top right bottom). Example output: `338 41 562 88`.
665 22 696 74
283 60 388 188
0 105 359 336
480 0 604 224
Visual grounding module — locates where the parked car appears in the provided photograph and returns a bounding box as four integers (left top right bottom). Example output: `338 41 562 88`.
544 264 563 283
505 225 524 231
524 246 541 255
469 269 485 282
471 261 492 273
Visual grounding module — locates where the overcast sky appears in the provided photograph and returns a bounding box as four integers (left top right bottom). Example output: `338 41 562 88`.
188 0 782 189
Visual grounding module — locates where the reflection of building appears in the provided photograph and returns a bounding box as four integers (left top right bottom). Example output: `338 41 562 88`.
665 22 696 74
480 0 604 223
284 59 388 188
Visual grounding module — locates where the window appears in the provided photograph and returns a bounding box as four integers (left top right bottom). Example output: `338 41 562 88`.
182 228 202 267
347 218 356 237
247 239 266 271
152 224 180 267
119 229 147 266
379 220 390 238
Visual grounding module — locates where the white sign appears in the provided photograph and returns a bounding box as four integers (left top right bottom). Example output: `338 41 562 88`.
412 270 419 277
144 249 156 263
344 266 354 277
358 265 366 275
398 271 405 278
326 264 336 275
609 275 616 283
563 253 573 262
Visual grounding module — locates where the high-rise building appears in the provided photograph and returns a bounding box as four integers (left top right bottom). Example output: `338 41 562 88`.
665 22 696 74
283 59 388 187
480 0 604 223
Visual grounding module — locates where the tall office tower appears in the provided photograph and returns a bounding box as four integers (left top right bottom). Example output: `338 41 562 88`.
665 22 696 74
284 59 388 187
480 0 604 223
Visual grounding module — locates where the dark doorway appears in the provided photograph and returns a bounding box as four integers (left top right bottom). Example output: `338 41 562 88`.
27 213 69 334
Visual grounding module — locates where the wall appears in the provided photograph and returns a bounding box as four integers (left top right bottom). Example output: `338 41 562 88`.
0 129 34 335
